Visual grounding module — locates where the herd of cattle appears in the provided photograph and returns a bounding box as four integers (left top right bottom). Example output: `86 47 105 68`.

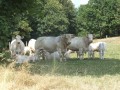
9 34 106 63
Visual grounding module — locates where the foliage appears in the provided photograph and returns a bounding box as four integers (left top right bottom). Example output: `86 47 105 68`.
0 50 11 63
0 0 43 50
0 0 120 51
58 0 78 34
0 16 10 51
37 0 69 36
77 0 120 37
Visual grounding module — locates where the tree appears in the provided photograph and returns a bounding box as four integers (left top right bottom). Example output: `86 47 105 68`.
77 0 120 37
58 0 77 34
27 0 45 39
0 0 42 51
37 0 69 36
0 16 10 51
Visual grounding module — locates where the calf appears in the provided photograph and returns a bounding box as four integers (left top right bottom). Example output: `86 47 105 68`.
28 39 36 55
15 54 37 64
88 42 106 59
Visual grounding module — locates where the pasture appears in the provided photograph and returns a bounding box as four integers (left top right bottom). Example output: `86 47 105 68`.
0 37 120 90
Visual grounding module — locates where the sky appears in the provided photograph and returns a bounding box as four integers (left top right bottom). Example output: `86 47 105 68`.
71 0 89 8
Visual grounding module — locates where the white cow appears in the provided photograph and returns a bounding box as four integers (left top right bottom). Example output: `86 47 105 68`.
67 34 93 60
24 46 31 55
88 42 106 59
28 39 36 55
15 54 38 64
23 39 36 55
9 35 25 57
35 34 74 61
44 50 70 61
44 51 61 60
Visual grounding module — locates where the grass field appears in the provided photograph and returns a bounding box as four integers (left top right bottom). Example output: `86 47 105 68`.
0 37 120 90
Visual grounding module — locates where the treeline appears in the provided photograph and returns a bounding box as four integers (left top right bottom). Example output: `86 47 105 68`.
77 0 120 38
0 0 120 51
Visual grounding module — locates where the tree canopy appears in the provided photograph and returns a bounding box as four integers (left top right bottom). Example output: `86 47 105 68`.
0 0 120 51
77 0 120 37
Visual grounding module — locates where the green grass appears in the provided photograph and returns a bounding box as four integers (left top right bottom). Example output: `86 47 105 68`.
28 37 120 77
29 58 120 77
0 37 119 78
2 37 119 77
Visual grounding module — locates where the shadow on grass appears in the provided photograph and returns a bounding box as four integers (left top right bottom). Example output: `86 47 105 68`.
29 58 120 77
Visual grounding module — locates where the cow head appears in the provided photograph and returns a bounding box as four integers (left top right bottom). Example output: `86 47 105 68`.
65 34 75 40
62 34 75 46
15 35 23 46
16 35 22 39
87 34 93 43
59 34 75 53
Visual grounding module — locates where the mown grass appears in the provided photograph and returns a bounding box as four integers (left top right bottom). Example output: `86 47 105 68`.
0 37 120 90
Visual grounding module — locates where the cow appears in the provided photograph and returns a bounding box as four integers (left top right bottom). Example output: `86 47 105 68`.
42 50 70 61
9 35 25 57
67 34 93 60
15 54 38 64
35 34 74 61
28 39 36 55
24 46 31 55
88 42 106 59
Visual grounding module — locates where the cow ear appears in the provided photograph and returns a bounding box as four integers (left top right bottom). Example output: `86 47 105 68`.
12 37 15 40
12 35 16 40
21 36 24 39
15 35 21 39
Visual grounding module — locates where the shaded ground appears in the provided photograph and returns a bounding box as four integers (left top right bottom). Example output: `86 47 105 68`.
29 58 120 77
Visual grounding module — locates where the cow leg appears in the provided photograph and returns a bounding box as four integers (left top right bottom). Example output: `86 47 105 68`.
76 51 79 58
79 48 83 60
88 50 94 59
92 51 94 59
59 52 64 62
63 52 67 61
57 48 63 62
99 50 104 60
99 50 102 59
34 49 41 61
102 50 105 59
30 50 32 56
41 49 46 60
